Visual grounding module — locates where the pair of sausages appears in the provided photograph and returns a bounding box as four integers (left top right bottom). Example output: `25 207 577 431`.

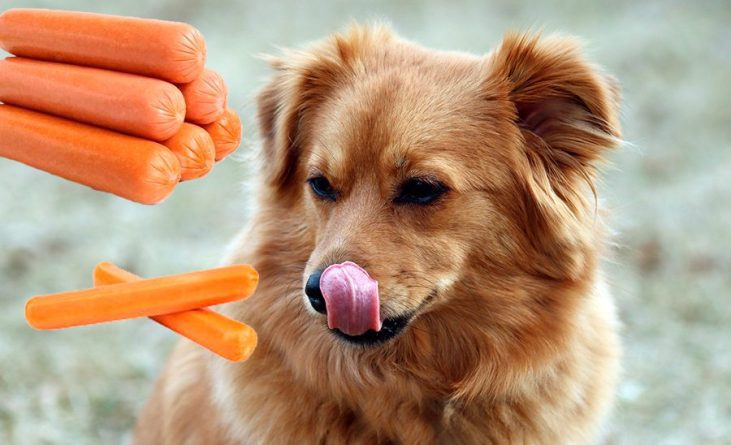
0 9 242 204
26 262 259 362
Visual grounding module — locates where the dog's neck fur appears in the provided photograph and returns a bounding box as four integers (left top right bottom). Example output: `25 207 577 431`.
208 201 618 445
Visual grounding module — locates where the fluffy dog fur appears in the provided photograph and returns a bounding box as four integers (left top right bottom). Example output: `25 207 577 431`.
134 25 621 444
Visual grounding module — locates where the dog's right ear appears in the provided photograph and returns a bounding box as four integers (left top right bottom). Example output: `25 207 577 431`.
257 25 394 192
257 49 348 191
256 58 322 192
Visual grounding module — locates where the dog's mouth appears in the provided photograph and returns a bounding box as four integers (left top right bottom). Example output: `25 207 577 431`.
313 261 437 347
331 312 413 346
328 288 437 347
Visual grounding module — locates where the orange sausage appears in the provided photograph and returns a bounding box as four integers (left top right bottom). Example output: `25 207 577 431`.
179 68 227 124
0 105 180 204
0 57 185 141
203 107 243 161
25 264 259 330
0 9 206 83
94 262 257 362
162 123 215 181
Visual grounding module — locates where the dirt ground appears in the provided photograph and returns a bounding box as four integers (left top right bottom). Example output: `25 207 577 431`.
1 0 729 443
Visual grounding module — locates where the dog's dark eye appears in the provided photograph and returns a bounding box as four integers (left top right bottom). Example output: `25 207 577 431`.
394 178 447 205
307 176 337 201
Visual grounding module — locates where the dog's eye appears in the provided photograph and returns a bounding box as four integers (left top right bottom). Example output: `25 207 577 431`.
307 176 337 201
394 178 447 205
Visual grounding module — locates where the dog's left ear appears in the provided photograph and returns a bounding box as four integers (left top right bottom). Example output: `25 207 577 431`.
488 33 622 279
489 32 621 182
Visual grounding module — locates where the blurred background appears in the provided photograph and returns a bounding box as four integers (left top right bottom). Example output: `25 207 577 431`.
1 0 729 443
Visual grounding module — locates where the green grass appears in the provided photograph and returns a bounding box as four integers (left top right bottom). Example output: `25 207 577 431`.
1 0 730 443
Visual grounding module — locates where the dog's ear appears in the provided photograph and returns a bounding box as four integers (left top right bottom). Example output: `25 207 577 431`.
256 53 339 192
257 25 394 192
489 32 621 187
488 33 622 279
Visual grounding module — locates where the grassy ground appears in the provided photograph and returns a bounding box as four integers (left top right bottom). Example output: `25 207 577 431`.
1 0 729 443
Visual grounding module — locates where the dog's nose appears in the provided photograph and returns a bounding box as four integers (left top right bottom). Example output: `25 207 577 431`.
305 269 327 314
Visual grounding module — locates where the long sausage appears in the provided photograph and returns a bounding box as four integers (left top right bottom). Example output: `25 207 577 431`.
0 57 185 141
25 264 259 330
0 8 206 83
0 104 180 204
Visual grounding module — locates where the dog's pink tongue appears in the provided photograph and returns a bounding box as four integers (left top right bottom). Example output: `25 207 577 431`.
320 261 381 336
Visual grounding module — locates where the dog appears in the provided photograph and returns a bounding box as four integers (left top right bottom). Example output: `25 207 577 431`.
133 24 622 444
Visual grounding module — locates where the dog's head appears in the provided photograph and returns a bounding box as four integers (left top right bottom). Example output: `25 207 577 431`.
255 26 620 356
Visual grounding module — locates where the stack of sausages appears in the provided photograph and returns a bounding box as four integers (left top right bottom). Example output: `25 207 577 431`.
0 9 243 204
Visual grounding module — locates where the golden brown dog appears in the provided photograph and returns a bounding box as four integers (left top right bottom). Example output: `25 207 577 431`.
134 25 622 444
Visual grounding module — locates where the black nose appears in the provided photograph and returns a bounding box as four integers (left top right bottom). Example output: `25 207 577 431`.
305 269 326 314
